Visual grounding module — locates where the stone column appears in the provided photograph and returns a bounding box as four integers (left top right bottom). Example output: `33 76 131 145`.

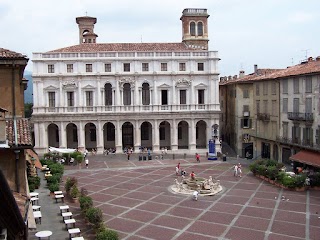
33 122 40 150
134 120 141 153
78 121 85 150
153 119 159 152
97 120 104 154
171 119 178 151
60 122 67 148
189 119 196 151
40 122 48 153
97 79 101 110
115 121 122 153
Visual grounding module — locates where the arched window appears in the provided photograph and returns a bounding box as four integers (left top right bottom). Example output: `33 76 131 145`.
197 22 203 36
123 83 131 105
104 83 112 106
190 22 196 36
142 83 150 105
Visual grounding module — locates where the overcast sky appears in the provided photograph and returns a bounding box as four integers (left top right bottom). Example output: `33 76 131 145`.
1 0 319 76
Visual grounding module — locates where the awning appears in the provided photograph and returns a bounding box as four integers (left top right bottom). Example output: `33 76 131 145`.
289 150 320 168
49 146 76 154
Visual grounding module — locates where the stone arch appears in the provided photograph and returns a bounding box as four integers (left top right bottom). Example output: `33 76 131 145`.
178 121 189 149
48 123 59 148
66 123 78 149
159 121 171 150
103 122 115 150
122 122 134 150
196 120 207 148
141 121 153 149
85 122 97 151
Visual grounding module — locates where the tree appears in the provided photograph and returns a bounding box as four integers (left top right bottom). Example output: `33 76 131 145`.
24 103 33 118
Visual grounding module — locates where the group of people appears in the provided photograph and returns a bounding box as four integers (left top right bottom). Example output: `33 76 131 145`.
233 163 242 177
104 148 116 155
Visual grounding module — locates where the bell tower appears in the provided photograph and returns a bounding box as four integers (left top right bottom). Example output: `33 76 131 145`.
76 16 98 44
180 8 209 50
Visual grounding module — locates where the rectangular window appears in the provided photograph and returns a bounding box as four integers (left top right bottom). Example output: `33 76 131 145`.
123 63 130 72
263 82 268 95
179 63 186 71
283 98 288 113
256 100 260 114
263 100 268 113
67 64 73 73
243 105 249 112
48 64 54 73
306 98 312 113
67 92 74 107
197 63 204 71
142 63 149 71
293 78 299 93
243 89 249 98
272 100 276 115
48 92 55 107
180 90 186 104
306 76 312 93
198 89 205 104
271 81 276 95
293 98 299 112
86 91 93 106
105 63 111 72
256 83 260 96
161 63 167 71
282 79 288 94
241 118 251 128
86 64 92 72
283 122 288 138
161 90 168 105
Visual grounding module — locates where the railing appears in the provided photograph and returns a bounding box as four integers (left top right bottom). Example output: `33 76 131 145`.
287 112 314 121
32 103 220 114
257 113 270 121
276 135 320 150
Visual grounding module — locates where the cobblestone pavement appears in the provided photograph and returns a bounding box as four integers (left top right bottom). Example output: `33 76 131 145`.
59 154 320 240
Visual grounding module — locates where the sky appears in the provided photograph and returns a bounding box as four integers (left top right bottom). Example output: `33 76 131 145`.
0 0 319 76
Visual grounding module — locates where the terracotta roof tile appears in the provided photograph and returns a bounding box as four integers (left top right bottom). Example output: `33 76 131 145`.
220 58 320 85
6 118 32 146
290 150 320 168
0 48 26 58
48 43 198 53
12 192 28 220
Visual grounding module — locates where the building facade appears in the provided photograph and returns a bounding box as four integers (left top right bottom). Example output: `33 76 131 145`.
32 9 221 155
220 58 320 164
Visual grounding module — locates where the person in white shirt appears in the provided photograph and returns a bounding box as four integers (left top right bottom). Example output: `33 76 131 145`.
193 191 199 201
85 158 89 168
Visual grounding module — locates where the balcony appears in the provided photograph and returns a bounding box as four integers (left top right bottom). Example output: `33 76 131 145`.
257 113 270 121
276 136 320 150
287 112 314 121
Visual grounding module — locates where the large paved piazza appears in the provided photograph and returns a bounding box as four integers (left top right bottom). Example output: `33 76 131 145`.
62 154 320 240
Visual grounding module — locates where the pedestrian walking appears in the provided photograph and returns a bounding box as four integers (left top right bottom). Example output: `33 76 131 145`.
127 152 131 161
85 158 89 168
195 153 200 162
193 191 199 201
175 162 181 175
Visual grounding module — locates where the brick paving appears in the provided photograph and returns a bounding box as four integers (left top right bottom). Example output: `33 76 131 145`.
61 154 320 240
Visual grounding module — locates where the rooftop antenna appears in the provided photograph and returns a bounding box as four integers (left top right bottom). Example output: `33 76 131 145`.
141 35 143 43
85 11 88 16
291 58 294 65
302 49 310 60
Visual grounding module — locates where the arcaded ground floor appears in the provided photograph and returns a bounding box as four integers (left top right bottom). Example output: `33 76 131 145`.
29 154 320 240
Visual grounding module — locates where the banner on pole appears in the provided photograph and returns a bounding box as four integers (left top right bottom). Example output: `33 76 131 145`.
208 139 218 160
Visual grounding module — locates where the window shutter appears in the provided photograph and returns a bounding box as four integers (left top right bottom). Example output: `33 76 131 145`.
240 119 244 128
249 119 252 128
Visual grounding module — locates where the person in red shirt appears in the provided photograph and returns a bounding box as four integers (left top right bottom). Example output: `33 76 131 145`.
190 171 196 180
176 162 181 175
196 153 200 162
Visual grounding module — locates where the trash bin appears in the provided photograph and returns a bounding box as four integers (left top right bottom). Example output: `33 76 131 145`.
139 156 142 161
223 155 227 162
148 156 152 160
143 156 147 161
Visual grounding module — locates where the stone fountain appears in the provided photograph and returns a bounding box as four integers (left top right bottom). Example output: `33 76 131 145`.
171 175 223 196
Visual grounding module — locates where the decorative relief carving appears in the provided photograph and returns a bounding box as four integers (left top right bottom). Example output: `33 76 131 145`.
62 79 77 89
119 77 136 87
175 77 192 87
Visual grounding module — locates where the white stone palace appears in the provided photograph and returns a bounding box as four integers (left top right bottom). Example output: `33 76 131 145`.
32 8 221 155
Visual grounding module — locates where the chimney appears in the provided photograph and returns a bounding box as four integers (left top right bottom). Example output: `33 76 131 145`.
239 70 245 78
254 64 258 74
308 57 313 62
316 56 320 61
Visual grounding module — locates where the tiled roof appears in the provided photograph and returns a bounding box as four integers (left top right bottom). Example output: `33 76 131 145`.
6 118 32 146
220 58 320 85
0 48 26 58
12 192 28 221
290 150 320 168
48 43 198 53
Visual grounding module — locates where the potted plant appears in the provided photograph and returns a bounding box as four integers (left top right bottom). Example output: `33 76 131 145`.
70 185 80 202
76 154 84 169
79 195 93 214
48 182 60 195
65 177 77 194
96 226 119 240
86 207 103 228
